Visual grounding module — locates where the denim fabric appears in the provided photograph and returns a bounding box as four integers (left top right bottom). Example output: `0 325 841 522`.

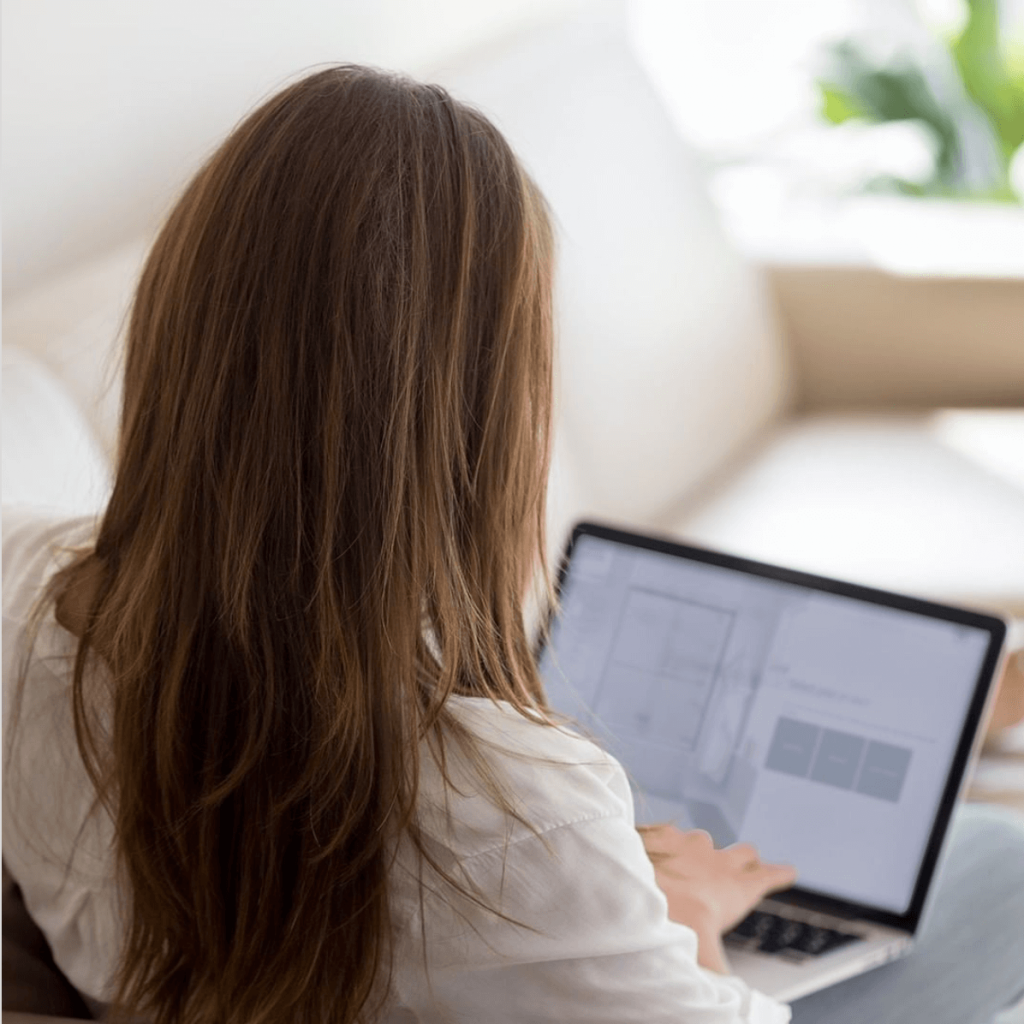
790 803 1024 1024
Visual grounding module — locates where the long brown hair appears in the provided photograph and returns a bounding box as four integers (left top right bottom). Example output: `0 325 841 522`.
51 65 555 1023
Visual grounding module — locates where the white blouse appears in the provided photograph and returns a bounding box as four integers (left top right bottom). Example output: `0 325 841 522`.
2 507 790 1023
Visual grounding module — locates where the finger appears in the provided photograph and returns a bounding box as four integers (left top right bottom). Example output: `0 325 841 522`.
638 823 685 856
681 828 714 849
753 862 798 893
647 827 714 868
723 842 760 867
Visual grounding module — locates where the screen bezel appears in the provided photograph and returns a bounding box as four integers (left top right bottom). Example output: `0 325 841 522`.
543 521 1006 935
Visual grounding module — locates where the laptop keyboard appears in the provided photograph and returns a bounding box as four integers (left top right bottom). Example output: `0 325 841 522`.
725 909 863 958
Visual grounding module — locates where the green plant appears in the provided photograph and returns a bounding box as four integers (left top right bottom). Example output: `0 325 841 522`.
817 0 1024 201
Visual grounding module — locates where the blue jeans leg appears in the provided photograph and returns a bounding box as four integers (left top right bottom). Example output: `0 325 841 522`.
789 802 1024 1024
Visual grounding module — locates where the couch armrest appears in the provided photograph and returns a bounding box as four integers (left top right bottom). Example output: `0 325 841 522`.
766 265 1024 411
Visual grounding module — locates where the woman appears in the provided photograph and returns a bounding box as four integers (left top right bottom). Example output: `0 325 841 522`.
4 66 1023 1024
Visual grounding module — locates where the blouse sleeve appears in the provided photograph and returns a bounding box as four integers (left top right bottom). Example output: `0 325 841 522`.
2 505 120 1003
389 704 791 1024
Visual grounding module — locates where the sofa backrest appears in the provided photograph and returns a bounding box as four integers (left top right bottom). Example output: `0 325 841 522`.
1 346 112 514
434 5 791 545
3 6 791 551
3 240 149 464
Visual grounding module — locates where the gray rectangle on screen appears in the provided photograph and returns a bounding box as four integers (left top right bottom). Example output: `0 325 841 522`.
809 728 866 790
765 717 820 779
856 741 913 803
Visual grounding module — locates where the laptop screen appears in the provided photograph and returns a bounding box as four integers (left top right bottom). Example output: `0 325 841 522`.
539 525 1004 920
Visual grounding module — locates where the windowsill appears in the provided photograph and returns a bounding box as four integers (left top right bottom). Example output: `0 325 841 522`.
709 172 1024 279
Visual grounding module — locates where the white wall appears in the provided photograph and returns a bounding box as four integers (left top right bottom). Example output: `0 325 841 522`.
2 0 581 299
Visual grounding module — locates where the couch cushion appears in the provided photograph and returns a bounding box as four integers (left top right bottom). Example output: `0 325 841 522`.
2 347 112 514
669 411 1024 614
434 5 790 530
2 239 149 461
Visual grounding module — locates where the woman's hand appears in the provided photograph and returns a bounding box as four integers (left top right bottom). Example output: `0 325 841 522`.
987 648 1024 739
640 825 797 975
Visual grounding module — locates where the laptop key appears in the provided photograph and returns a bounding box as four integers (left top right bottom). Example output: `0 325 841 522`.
726 911 864 958
820 929 862 954
730 910 774 940
791 924 835 955
759 917 805 953
787 923 862 956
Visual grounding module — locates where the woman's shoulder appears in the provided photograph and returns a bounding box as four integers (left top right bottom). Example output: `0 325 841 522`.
2 505 101 771
447 695 619 778
395 698 791 1023
415 695 633 861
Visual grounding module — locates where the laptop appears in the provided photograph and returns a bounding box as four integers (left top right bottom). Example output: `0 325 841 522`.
538 521 1007 1002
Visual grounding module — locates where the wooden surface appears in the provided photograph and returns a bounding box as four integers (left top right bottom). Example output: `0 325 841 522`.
766 266 1024 412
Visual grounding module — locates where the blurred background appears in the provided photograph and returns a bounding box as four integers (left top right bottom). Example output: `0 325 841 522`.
5 0 1024 293
634 0 1024 274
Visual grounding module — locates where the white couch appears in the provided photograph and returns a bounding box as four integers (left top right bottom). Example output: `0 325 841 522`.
6 8 1024 613
3 6 1024 1020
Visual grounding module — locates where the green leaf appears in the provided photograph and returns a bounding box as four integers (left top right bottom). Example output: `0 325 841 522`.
819 83 866 124
814 23 1021 202
952 0 1024 157
820 43 962 186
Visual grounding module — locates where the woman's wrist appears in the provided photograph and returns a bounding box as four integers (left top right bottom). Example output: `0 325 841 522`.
695 930 731 974
677 900 731 974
